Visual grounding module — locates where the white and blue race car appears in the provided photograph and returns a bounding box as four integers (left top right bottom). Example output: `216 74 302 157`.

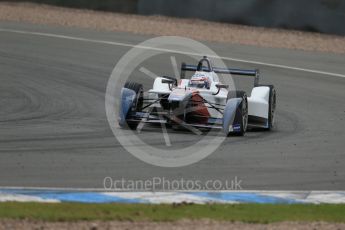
119 56 276 136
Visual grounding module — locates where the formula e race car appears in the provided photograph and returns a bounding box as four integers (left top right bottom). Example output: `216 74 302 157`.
119 56 276 136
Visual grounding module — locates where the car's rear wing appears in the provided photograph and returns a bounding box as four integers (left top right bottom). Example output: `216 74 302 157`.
181 63 260 86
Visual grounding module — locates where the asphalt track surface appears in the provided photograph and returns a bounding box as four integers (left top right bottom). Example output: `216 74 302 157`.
0 22 344 190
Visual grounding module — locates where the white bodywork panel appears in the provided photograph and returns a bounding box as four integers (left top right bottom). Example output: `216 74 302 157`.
248 86 270 119
148 77 171 94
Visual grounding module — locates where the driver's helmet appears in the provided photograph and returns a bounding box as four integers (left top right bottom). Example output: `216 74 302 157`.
189 73 211 89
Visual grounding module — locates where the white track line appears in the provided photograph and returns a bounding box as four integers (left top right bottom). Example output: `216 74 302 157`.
1 28 345 78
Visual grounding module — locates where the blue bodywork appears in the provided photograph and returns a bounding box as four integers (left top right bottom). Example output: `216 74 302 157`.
222 98 242 135
119 88 136 127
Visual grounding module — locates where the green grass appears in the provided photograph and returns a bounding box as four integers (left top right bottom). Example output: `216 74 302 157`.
0 202 345 223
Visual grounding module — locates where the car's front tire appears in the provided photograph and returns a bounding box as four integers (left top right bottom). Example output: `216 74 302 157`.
121 81 143 130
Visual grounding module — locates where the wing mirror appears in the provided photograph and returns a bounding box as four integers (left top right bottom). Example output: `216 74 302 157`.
161 79 175 84
161 77 177 90
215 84 229 89
213 84 229 95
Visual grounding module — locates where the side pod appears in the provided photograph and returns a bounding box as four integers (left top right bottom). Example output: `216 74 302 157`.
248 86 270 128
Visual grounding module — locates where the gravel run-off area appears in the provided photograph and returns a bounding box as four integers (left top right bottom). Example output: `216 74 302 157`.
1 2 345 54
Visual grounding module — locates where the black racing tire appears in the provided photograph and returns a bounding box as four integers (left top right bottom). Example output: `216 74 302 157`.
123 81 144 130
227 90 248 136
259 85 276 130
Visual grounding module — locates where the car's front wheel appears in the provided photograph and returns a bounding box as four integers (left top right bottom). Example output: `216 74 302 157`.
121 81 143 130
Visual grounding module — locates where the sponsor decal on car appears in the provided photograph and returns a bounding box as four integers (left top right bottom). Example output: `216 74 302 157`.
233 124 241 131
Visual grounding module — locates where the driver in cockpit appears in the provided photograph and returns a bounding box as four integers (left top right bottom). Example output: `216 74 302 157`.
189 73 211 89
